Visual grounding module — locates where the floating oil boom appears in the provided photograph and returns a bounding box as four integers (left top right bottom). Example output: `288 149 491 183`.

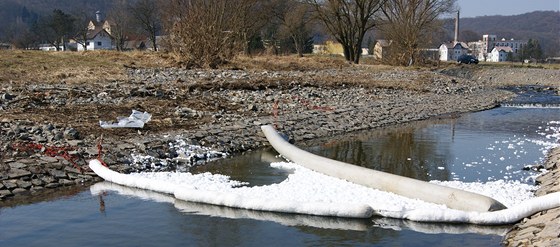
261 125 507 212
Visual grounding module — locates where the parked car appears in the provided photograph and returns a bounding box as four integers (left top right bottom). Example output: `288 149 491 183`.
457 54 479 64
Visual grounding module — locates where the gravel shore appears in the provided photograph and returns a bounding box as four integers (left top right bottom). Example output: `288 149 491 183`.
1 65 559 243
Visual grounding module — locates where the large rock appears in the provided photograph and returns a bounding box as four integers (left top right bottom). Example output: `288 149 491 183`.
16 180 32 189
0 190 13 198
48 169 67 179
2 180 18 190
8 168 31 179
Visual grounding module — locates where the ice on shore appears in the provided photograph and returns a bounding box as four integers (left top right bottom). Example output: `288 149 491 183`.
89 159 560 224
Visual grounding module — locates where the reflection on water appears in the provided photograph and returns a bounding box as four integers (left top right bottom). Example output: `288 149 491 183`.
305 107 559 183
191 148 290 186
85 181 507 246
91 182 510 235
306 122 452 181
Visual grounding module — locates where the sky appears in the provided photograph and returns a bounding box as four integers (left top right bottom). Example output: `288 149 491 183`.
456 0 560 18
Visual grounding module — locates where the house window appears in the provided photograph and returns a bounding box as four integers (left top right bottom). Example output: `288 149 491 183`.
86 42 90 46
97 42 102 46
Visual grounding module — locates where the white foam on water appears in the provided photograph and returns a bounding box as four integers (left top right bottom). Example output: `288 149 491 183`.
89 159 560 224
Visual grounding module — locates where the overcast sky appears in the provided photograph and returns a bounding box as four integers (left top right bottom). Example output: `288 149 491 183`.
456 0 560 17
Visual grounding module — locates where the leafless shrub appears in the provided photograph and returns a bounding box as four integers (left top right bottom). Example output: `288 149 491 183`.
161 0 263 68
305 0 385 64
379 0 456 66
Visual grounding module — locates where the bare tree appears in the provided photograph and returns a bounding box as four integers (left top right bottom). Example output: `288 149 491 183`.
130 0 160 51
271 0 314 57
305 0 385 64
109 0 135 51
161 0 263 68
39 9 75 51
7 19 39 49
7 7 40 49
379 0 456 65
72 10 94 51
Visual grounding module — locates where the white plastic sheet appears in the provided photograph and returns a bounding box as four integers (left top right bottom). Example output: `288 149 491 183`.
99 110 152 128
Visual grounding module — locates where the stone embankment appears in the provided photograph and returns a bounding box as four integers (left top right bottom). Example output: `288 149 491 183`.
504 147 560 247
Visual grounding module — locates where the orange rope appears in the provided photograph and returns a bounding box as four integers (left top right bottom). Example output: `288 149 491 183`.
11 142 85 173
97 135 108 167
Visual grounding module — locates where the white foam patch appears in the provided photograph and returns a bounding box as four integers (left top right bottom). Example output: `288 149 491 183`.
89 160 560 224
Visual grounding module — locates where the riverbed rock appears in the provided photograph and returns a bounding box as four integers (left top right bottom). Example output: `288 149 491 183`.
12 188 28 194
45 183 59 188
16 180 32 189
8 168 31 179
0 190 12 198
48 169 67 179
2 180 18 190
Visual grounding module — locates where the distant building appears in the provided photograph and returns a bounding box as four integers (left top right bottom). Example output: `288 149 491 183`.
373 39 391 60
312 41 343 56
468 34 527 62
75 11 114 51
0 43 11 50
488 46 513 62
439 42 468 62
38 43 65 51
312 40 368 56
312 44 327 54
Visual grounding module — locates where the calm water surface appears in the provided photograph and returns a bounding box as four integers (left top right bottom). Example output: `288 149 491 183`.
1 106 558 247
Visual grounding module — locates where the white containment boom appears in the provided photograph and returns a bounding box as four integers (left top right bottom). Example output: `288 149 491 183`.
261 125 507 212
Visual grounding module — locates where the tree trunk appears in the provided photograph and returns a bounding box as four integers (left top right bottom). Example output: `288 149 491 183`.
342 45 351 61
292 35 303 57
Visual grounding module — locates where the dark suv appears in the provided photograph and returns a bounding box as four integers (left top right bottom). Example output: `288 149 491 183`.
457 54 479 64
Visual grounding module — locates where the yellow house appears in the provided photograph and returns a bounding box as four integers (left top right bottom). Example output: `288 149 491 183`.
313 40 344 56
325 40 344 55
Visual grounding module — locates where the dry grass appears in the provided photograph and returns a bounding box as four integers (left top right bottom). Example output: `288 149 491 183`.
0 50 408 84
0 50 174 84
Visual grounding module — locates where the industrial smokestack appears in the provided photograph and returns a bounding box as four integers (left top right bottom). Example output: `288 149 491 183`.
454 11 460 43
96 11 103 23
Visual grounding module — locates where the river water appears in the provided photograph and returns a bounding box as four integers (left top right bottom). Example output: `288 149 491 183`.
1 92 559 246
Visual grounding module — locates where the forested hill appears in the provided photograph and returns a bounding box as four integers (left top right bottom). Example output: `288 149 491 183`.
458 11 559 56
0 0 113 38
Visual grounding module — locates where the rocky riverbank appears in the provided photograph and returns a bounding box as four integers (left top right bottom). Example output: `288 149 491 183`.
503 147 560 246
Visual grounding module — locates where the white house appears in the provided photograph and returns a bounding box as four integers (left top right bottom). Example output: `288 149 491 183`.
439 42 468 61
468 34 527 61
76 11 113 51
488 46 513 62
38 43 66 51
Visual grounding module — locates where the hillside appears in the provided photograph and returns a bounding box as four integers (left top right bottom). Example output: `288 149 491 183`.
0 0 114 39
457 11 560 57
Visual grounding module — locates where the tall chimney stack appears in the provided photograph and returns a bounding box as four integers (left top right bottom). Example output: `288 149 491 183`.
454 11 460 44
96 10 103 23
